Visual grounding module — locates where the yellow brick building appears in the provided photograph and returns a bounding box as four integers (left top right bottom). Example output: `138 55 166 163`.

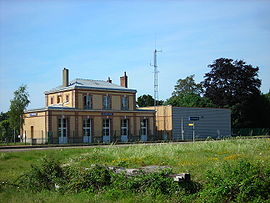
22 68 155 144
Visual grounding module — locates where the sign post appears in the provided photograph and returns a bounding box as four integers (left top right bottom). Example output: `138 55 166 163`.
188 116 200 142
188 122 195 142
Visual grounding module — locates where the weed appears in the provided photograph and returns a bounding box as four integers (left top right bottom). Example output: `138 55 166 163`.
200 159 270 202
17 157 64 192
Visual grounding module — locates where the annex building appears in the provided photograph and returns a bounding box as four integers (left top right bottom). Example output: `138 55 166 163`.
141 105 231 141
22 68 155 144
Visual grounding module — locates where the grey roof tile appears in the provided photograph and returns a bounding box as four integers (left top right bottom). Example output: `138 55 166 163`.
45 78 136 94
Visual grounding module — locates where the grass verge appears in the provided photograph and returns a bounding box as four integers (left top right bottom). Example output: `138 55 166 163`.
0 138 269 202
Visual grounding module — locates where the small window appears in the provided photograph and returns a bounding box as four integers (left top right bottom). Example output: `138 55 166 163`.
83 118 92 137
57 96 61 103
66 95 69 102
103 95 111 110
58 118 67 137
140 119 148 136
84 95 92 109
121 96 129 110
51 97 54 104
103 119 110 137
121 119 129 136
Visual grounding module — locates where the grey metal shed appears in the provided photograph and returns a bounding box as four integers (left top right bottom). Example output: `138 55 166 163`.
139 105 231 141
172 106 231 140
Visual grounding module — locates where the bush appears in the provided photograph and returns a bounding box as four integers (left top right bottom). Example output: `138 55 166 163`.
63 164 111 193
16 157 269 202
200 160 270 202
16 158 200 199
110 169 201 198
17 157 64 192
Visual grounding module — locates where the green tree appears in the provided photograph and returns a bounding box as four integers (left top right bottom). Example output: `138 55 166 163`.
165 75 213 108
0 112 12 142
172 74 203 96
165 93 215 107
203 58 261 107
0 120 12 142
0 112 8 122
202 58 265 128
137 94 163 107
8 85 30 136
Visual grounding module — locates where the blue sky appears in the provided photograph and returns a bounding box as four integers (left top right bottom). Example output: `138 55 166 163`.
0 0 270 112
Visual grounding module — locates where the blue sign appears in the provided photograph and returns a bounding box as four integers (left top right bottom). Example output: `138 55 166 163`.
102 112 113 116
29 113 37 117
189 116 200 121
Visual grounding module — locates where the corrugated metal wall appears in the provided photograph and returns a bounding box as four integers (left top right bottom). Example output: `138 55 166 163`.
172 107 231 140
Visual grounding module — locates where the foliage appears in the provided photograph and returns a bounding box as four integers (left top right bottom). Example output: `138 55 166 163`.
0 112 8 122
137 94 163 107
202 58 269 128
16 158 200 199
0 120 13 142
166 75 214 108
231 93 270 128
1 139 270 202
165 93 215 107
172 74 203 96
62 165 111 193
200 160 270 202
8 85 30 135
203 58 261 107
17 157 64 192
0 112 12 142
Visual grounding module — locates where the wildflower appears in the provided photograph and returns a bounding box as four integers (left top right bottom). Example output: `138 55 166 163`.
224 154 240 160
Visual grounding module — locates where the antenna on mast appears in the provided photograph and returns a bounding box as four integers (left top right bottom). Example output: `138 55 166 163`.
150 49 162 106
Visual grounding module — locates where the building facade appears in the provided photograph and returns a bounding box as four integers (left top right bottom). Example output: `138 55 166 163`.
23 69 155 144
140 105 231 141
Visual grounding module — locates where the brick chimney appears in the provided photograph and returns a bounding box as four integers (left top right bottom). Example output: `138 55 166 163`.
63 68 69 87
120 72 128 88
107 77 112 83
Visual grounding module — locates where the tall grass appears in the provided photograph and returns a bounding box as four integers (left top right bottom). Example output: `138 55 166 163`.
0 138 269 202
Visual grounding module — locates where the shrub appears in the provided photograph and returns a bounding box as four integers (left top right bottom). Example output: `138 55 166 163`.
17 157 64 192
110 169 201 198
200 160 270 202
63 164 111 193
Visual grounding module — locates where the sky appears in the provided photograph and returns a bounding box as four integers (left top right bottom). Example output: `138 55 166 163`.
0 0 270 112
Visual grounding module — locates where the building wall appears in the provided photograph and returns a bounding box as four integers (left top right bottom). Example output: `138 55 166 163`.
23 111 47 144
172 107 231 140
139 106 173 139
29 109 156 143
46 90 74 107
46 89 136 112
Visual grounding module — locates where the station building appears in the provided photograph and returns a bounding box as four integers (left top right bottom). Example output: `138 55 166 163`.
22 69 155 144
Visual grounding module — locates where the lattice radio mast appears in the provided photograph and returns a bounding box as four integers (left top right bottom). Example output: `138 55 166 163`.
151 49 162 106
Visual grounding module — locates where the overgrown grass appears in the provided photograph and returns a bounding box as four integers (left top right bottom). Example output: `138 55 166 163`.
0 138 269 202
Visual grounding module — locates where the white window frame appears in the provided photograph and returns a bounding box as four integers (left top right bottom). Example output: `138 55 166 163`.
66 94 69 103
103 119 110 137
58 118 67 137
83 118 92 137
121 96 128 110
141 119 148 136
103 95 110 110
121 119 129 136
84 95 92 109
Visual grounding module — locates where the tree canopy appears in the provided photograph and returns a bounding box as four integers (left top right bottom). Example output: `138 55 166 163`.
172 74 203 96
137 94 163 107
203 58 261 107
8 85 30 134
165 75 213 108
202 58 268 128
165 93 215 108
